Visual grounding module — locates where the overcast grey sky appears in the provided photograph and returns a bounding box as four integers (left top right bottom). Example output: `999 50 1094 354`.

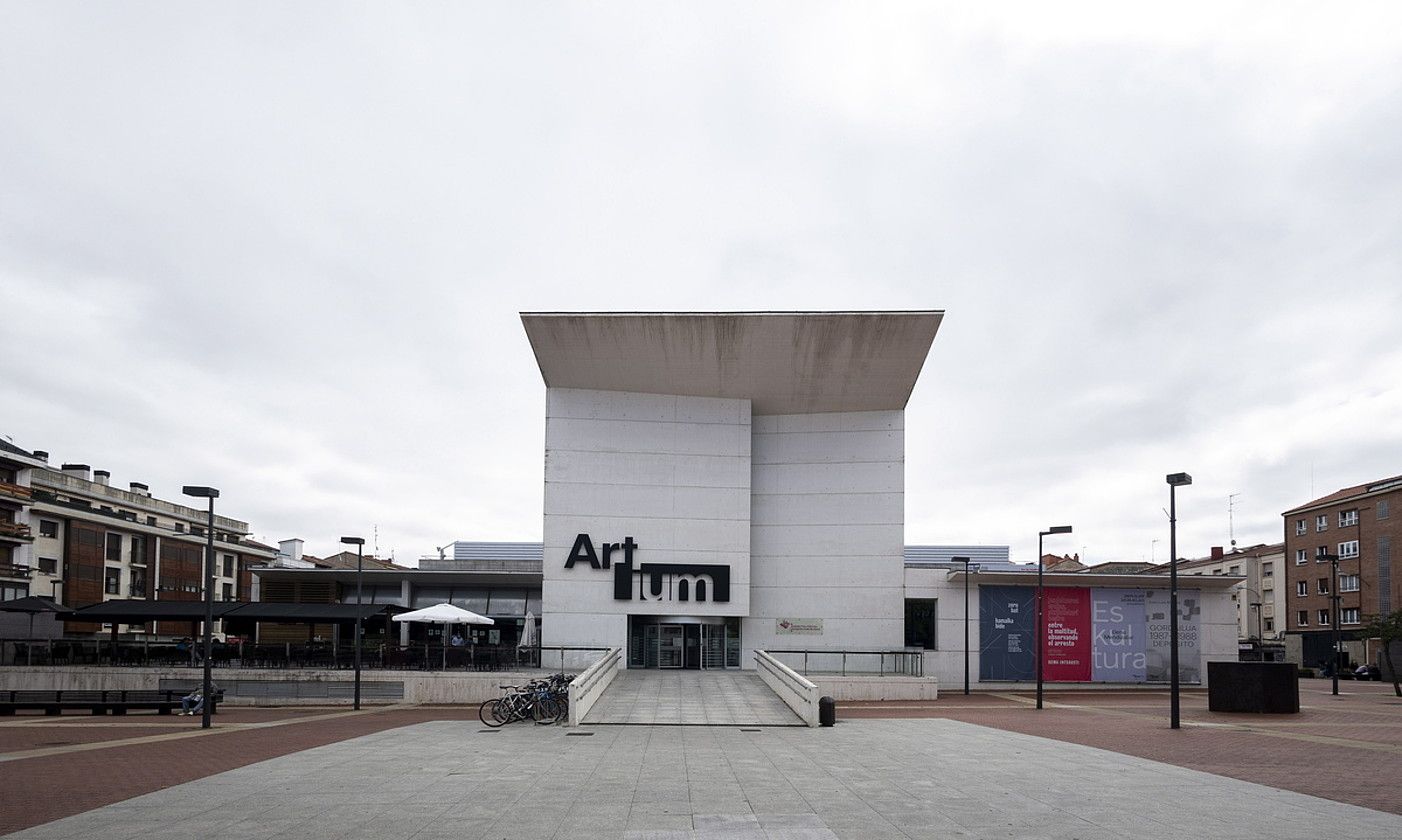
3 3 1399 566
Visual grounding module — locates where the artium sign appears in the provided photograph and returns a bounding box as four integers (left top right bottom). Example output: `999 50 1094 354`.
565 533 730 603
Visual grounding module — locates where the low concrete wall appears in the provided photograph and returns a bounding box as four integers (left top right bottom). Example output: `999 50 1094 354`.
567 648 621 726
811 675 938 701
0 667 545 706
755 650 819 727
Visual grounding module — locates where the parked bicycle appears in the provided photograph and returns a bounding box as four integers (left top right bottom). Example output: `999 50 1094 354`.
478 673 573 726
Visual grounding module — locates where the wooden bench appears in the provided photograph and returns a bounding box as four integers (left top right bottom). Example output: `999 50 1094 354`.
0 688 223 716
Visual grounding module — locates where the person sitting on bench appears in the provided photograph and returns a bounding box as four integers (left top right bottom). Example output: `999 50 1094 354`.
180 683 218 715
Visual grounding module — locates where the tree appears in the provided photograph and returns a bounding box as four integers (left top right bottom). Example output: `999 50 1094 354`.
1358 609 1402 698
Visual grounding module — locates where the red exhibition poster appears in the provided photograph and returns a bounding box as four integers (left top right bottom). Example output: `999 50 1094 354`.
1042 587 1092 681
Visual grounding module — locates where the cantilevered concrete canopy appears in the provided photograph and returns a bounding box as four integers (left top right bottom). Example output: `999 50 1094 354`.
521 311 942 414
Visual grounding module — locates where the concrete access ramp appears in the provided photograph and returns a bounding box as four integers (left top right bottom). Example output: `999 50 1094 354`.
580 670 805 726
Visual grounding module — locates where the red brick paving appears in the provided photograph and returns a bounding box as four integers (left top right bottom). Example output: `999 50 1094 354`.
0 706 477 836
2 682 1398 835
845 680 1402 815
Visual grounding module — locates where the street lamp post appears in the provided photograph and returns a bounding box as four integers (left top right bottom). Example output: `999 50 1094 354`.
1036 526 1073 710
1249 602 1263 656
1166 472 1193 730
181 485 219 731
341 536 366 711
1319 552 1341 696
952 556 974 696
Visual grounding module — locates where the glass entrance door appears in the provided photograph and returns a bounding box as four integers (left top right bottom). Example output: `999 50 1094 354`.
657 624 684 668
700 624 726 669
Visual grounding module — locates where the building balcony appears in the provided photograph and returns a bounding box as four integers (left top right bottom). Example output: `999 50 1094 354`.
0 562 33 580
0 480 33 505
0 521 34 541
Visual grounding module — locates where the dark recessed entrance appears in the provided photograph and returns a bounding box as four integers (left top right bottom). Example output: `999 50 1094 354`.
627 615 741 669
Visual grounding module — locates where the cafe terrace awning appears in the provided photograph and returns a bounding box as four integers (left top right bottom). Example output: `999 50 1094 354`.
60 601 407 623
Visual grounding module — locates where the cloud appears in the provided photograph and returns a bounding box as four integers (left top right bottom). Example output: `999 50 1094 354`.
2 3 1400 567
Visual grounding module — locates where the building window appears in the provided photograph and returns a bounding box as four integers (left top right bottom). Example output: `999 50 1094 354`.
104 533 122 562
1296 581 1307 597
1339 509 1358 527
1228 565 1240 575
1297 611 1308 626
39 519 59 538
1379 500 1390 519
130 535 146 564
1264 618 1274 632
130 567 147 598
1262 563 1273 577
1339 540 1359 559
175 523 184 533
1295 549 1307 564
1339 574 1360 592
146 515 157 526
0 581 28 601
222 555 234 578
1341 608 1360 625
1318 578 1329 595
1316 546 1329 560
104 567 121 595
1295 519 1307 535
38 557 57 575
904 599 938 650
222 582 234 601
1318 610 1331 626
1316 515 1328 532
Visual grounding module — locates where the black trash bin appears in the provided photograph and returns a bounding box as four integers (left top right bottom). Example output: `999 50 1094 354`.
819 696 836 727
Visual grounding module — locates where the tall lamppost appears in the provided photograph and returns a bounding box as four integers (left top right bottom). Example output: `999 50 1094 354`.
1320 552 1341 696
181 485 219 731
1249 602 1263 657
341 536 365 711
1036 525 1073 710
952 556 975 696
1166 472 1192 729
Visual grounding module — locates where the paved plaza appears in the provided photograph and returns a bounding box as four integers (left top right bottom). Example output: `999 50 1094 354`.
6 716 1402 840
583 671 802 726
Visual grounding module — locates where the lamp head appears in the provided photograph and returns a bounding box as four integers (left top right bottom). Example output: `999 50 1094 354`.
182 486 220 499
340 536 365 546
1043 525 1073 535
951 556 971 564
1166 472 1193 487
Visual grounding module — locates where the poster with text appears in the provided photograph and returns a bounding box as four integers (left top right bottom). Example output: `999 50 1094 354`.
1144 588 1202 684
979 585 1036 681
1041 587 1092 681
1091 588 1147 682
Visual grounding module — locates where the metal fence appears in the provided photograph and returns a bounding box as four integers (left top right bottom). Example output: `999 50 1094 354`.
765 649 924 677
0 639 609 673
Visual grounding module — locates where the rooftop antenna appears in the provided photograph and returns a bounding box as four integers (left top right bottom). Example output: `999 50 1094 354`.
436 544 450 562
1228 493 1240 549
373 524 379 558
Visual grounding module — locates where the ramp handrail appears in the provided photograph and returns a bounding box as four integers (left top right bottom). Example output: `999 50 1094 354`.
566 647 622 726
755 649 819 727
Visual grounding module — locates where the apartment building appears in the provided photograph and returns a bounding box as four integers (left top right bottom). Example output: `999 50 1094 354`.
1 443 276 638
0 440 47 602
1282 474 1402 668
1150 544 1286 642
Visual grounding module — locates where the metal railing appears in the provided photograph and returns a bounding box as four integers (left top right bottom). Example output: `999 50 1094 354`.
765 649 924 677
0 639 609 673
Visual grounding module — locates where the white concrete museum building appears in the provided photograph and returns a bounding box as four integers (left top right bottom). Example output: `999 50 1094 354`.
521 311 1242 685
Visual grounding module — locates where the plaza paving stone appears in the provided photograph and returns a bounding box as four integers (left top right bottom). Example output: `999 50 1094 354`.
6 716 1402 840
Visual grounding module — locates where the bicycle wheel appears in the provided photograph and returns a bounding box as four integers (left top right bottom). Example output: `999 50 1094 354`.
479 698 506 727
533 696 559 725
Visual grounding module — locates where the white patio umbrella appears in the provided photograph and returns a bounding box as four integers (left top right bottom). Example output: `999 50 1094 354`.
392 603 493 669
518 610 537 648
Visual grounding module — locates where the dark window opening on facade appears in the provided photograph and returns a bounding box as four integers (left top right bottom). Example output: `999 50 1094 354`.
904 598 938 650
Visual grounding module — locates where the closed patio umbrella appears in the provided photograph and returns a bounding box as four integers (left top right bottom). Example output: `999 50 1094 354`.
392 603 494 669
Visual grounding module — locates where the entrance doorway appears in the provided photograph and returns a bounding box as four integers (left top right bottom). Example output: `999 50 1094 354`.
628 616 741 669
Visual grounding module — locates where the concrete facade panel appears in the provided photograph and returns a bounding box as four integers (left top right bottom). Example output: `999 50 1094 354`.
546 449 750 490
751 461 903 495
751 429 903 465
750 492 903 526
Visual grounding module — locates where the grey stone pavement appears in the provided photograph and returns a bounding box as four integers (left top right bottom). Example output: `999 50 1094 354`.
8 718 1402 840
584 671 802 726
